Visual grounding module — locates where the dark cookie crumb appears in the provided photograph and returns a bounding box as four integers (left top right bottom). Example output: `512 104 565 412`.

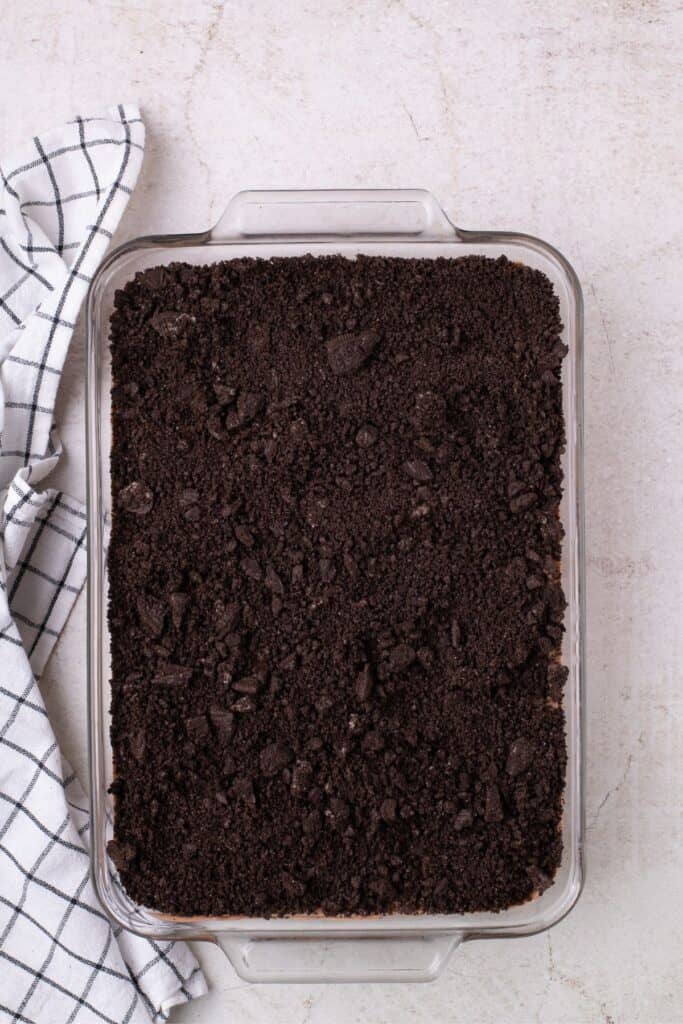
108 253 567 918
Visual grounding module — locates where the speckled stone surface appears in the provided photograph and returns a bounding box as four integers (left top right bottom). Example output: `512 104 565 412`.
2 1 681 1021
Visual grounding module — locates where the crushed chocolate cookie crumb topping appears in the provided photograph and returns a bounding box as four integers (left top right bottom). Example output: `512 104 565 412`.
108 254 567 918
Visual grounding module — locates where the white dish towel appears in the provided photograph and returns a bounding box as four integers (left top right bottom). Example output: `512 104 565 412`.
0 105 207 1024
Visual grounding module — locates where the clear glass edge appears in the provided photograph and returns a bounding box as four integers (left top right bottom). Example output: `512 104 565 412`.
85 200 585 964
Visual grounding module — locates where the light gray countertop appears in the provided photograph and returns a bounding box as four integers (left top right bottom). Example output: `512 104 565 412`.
2 2 681 1021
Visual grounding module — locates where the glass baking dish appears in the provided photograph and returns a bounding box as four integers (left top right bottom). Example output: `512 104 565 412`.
85 189 585 983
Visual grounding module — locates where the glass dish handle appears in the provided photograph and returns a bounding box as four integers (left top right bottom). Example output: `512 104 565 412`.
210 189 456 241
216 934 460 983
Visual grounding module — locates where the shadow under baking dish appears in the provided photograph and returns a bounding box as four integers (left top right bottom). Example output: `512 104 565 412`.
85 189 585 983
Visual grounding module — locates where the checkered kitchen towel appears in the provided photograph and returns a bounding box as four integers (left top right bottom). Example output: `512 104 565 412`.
0 107 207 1023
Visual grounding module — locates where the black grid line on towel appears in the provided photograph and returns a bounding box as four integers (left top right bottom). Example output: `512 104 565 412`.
0 237 53 290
